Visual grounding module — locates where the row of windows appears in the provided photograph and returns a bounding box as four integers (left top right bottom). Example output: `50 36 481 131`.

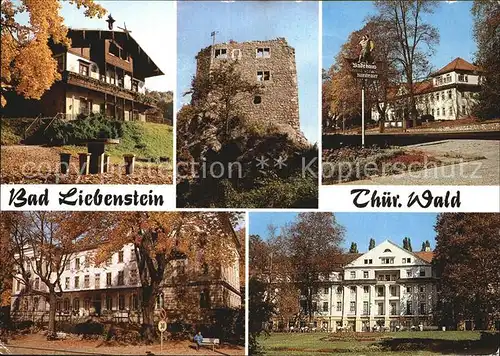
77 62 140 92
62 269 138 290
311 300 428 315
64 250 133 271
214 47 271 60
320 284 427 296
435 73 470 85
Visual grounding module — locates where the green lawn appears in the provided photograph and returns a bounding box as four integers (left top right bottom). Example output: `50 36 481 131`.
258 331 498 355
61 122 173 164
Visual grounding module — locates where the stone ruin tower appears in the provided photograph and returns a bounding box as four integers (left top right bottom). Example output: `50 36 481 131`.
194 37 308 145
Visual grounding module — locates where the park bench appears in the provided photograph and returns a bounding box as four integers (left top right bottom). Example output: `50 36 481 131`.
200 337 220 351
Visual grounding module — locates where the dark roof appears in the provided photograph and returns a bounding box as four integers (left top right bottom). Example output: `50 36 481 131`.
431 57 481 77
67 28 164 78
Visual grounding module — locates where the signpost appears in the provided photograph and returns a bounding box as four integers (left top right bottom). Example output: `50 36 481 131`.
158 308 167 352
347 59 381 147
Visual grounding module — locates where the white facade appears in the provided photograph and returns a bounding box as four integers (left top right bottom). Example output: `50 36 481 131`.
11 242 241 323
300 241 436 332
372 58 482 124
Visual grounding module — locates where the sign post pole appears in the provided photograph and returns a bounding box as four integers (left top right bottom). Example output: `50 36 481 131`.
161 331 163 352
158 313 167 353
361 79 365 148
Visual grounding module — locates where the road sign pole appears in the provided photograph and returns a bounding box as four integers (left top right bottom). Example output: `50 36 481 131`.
161 331 163 351
361 80 365 148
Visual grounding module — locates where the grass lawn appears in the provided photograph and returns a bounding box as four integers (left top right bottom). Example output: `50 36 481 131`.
61 122 173 164
258 331 498 355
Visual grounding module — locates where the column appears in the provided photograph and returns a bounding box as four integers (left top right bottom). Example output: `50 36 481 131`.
342 286 349 327
369 284 375 329
384 284 390 327
355 285 363 332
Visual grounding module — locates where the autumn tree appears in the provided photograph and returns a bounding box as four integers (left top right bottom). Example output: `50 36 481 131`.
61 212 239 342
0 0 106 106
373 0 439 128
144 89 174 123
369 238 376 250
3 212 87 339
433 213 500 330
349 242 359 253
280 213 344 321
249 277 275 356
471 0 500 119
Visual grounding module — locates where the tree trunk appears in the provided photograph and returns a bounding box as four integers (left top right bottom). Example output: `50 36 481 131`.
47 293 57 340
141 286 157 343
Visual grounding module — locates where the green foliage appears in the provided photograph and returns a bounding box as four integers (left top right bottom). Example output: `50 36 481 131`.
0 120 22 145
369 238 376 250
249 277 276 356
44 113 123 144
403 237 413 252
349 242 359 253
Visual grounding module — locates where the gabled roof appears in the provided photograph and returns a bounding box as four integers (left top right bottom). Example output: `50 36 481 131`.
431 57 481 77
67 28 164 78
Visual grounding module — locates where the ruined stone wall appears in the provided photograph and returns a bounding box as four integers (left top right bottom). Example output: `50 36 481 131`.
195 38 302 137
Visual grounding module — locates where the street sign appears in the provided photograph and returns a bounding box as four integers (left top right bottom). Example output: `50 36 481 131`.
160 308 167 320
158 320 167 332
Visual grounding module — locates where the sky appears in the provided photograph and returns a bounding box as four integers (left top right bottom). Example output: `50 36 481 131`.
56 1 176 92
322 1 476 73
249 212 439 252
177 1 320 144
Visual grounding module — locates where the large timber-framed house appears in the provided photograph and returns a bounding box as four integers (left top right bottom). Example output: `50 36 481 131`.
3 28 164 122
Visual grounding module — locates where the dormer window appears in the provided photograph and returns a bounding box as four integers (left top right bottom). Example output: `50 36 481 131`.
79 63 89 76
214 48 227 59
383 249 392 253
256 47 270 58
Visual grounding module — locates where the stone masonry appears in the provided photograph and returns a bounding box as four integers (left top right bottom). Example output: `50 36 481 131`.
195 38 307 144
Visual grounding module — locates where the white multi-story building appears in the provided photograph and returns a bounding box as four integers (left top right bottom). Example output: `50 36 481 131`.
283 240 436 332
11 240 241 325
372 57 482 127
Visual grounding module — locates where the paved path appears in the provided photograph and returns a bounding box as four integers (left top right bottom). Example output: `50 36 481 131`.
350 140 500 185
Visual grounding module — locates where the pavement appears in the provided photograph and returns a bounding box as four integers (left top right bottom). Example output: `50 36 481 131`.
349 140 500 185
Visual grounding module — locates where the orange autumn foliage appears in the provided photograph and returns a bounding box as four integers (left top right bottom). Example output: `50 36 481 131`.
0 0 106 106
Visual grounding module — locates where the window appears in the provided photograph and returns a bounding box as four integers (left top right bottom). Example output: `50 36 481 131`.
406 301 412 315
350 301 356 312
106 272 112 286
84 298 91 310
363 286 369 294
435 92 439 101
419 269 425 277
73 298 80 311
256 47 270 58
448 90 452 99
253 95 262 104
34 278 40 290
441 92 445 101
84 275 90 288
403 258 411 264
324 287 329 295
129 269 138 284
437 108 440 116
383 249 392 253
95 274 100 288
381 258 394 264
131 80 139 92
75 257 80 270
65 277 70 290
406 286 412 293
390 286 397 296
446 74 451 83
118 251 124 263
449 107 452 116
432 108 435 116
363 301 369 315
336 287 342 295
377 286 384 297
74 276 79 289
64 298 70 311
385 275 391 281
443 107 446 116
378 303 384 315
79 62 89 76
118 295 125 310
106 295 112 310
214 48 227 59
109 41 120 56
322 302 329 312
350 271 356 279
420 302 426 315
391 302 397 315
200 289 210 308
256 70 270 82
363 271 369 279
336 302 342 311
462 105 466 114
130 294 138 310
407 270 412 278
419 285 425 293
84 255 90 268
64 260 70 271
231 49 241 60
118 271 124 286
56 300 62 311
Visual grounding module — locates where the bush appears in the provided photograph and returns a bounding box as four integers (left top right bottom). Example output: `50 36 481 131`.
42 113 124 145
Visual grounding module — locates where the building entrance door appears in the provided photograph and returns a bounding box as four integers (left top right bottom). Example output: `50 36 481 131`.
94 296 101 316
